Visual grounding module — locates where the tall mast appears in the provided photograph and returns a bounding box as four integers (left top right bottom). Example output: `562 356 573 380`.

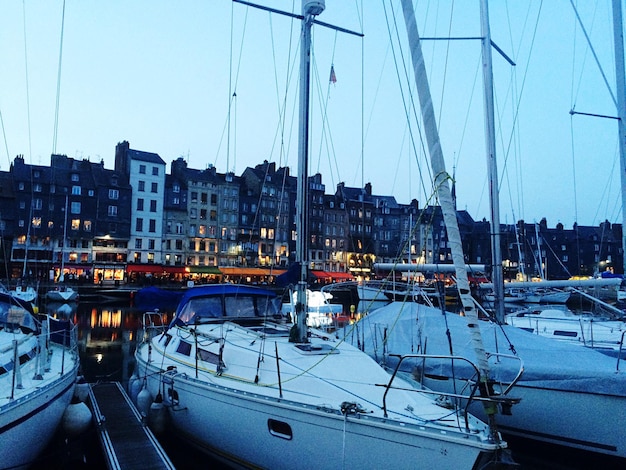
612 0 626 275
294 1 325 344
480 0 504 322
400 0 500 435
59 195 68 282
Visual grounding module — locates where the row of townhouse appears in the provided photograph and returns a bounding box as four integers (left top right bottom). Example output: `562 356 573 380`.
0 141 622 286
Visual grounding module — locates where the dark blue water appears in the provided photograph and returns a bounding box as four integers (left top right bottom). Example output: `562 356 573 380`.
30 299 625 469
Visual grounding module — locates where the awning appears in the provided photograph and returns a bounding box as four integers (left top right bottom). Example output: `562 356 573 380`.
219 267 286 277
312 270 353 281
188 266 222 275
126 264 164 274
326 271 353 280
163 266 188 274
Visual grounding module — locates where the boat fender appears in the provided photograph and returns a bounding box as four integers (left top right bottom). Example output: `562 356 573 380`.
62 396 93 436
136 384 152 418
75 376 90 402
148 392 167 435
129 373 142 403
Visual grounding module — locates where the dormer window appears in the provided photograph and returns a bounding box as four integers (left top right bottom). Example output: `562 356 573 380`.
71 173 79 182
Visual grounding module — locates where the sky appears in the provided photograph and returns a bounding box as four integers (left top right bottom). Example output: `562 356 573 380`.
0 1 623 229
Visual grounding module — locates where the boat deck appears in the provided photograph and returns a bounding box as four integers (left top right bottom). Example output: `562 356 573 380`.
88 381 175 470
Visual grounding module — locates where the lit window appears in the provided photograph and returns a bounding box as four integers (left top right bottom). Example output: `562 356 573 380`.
71 219 80 230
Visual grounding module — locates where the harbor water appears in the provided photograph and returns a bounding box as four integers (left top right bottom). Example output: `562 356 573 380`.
29 296 625 469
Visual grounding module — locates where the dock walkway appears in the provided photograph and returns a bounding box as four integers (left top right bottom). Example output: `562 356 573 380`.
88 381 175 470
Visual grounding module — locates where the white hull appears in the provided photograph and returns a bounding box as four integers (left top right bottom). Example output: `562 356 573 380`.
138 362 496 470
506 307 626 352
0 323 79 469
46 287 79 302
347 302 626 459
9 286 37 303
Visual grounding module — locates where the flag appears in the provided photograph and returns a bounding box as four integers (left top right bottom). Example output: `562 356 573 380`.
329 65 337 84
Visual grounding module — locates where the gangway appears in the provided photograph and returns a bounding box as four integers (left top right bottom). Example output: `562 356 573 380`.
88 381 175 470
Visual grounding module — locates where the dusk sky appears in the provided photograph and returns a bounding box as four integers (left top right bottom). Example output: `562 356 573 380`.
0 1 623 229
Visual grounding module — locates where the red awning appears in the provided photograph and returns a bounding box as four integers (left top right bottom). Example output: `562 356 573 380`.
312 270 353 281
162 266 188 274
126 264 164 274
326 271 353 280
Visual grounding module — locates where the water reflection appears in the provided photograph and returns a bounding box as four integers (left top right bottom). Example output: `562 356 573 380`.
44 299 174 385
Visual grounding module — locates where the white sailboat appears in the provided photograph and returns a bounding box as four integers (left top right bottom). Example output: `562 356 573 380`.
46 196 78 303
132 2 513 468
348 0 626 461
0 290 80 469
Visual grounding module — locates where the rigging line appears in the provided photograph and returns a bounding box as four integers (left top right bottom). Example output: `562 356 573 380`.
22 0 33 162
435 0 455 135
228 2 250 173
52 0 66 155
0 107 10 167
496 3 542 196
569 0 617 107
569 112 580 227
570 2 599 114
227 1 236 173
383 0 432 203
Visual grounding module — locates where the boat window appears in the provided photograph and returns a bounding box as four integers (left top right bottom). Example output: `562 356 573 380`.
267 419 293 440
553 330 577 338
176 341 192 356
197 348 220 365
224 295 257 318
178 296 223 323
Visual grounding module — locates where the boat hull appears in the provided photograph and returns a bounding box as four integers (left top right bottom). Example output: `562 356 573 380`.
0 347 78 469
136 355 499 470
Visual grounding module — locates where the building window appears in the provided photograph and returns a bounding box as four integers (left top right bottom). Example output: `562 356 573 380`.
109 189 119 200
150 200 157 212
72 185 81 195
152 166 159 176
71 202 81 214
32 217 41 228
148 239 155 249
151 182 158 193
149 219 156 232
136 218 143 231
88 189 94 196
71 218 80 230
137 198 144 211
135 239 142 249
71 173 79 182
147 252 155 263
84 220 92 231
173 184 180 193
138 181 145 192
139 164 146 174
33 183 42 192
33 199 43 210
173 197 180 205
108 205 118 216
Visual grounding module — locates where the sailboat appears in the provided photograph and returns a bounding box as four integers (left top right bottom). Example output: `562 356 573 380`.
347 0 626 461
132 2 514 468
46 196 78 303
0 290 80 469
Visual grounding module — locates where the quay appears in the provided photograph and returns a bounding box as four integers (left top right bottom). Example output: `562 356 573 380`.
88 381 175 470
